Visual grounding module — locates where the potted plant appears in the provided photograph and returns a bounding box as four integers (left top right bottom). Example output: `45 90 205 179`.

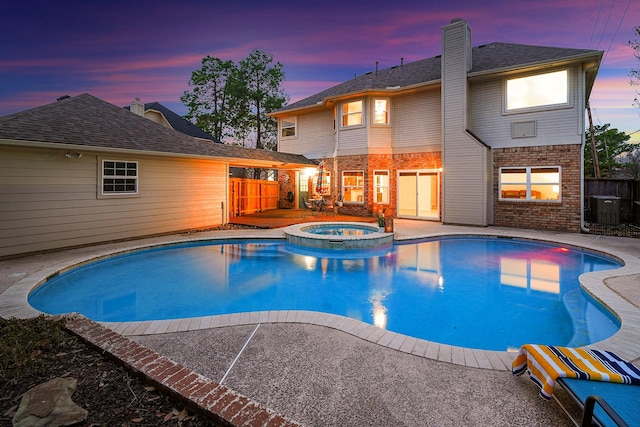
377 208 386 231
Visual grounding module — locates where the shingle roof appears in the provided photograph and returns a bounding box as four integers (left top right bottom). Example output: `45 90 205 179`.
277 42 602 112
124 101 221 142
0 94 315 167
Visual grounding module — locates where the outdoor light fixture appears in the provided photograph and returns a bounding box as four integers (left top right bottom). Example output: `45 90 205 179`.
65 151 83 159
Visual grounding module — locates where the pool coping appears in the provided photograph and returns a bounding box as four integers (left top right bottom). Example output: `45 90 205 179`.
1 226 640 372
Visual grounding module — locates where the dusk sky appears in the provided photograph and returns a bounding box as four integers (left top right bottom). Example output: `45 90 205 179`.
1 0 638 143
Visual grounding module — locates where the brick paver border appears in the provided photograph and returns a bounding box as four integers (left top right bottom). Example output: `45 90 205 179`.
64 314 301 427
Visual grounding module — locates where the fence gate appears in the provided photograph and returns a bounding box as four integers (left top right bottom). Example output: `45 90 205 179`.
229 178 279 217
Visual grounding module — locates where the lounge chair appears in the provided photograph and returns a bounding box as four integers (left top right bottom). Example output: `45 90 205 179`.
512 344 640 427
557 377 640 426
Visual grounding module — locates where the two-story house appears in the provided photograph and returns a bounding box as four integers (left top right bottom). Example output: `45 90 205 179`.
270 19 603 232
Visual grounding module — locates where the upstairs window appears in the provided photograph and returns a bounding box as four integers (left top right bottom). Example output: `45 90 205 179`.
342 100 363 127
342 170 364 203
280 117 296 138
505 70 568 112
499 166 561 201
102 160 138 195
373 99 389 125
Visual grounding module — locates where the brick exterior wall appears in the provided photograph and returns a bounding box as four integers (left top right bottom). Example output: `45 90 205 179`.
331 152 442 218
277 145 581 233
278 170 297 209
493 144 582 233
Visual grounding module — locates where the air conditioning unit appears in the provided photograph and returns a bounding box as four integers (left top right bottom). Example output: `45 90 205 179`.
591 196 620 225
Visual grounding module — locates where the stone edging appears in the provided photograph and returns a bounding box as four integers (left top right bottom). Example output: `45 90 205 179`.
64 314 301 427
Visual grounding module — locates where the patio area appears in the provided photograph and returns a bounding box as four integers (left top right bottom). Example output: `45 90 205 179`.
228 208 377 229
1 220 639 426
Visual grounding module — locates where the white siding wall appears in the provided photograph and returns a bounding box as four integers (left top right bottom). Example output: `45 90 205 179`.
441 19 489 226
279 110 334 158
337 127 367 154
0 146 226 258
393 89 441 151
369 125 392 148
468 67 583 148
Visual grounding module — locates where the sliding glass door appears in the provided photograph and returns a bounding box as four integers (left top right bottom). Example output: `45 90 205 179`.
397 170 440 220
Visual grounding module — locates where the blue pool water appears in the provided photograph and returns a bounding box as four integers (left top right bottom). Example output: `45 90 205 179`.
305 224 376 236
29 237 622 351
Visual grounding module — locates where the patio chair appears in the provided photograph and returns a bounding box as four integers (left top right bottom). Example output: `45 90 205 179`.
512 344 640 427
334 195 343 213
302 198 316 218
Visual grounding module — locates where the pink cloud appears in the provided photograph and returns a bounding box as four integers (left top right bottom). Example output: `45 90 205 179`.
602 43 637 67
590 74 640 139
592 75 638 108
283 80 344 104
0 57 89 71
83 54 205 74
0 91 76 114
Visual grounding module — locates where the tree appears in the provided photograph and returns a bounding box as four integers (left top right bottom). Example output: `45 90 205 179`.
230 50 287 151
584 124 633 177
630 26 640 109
621 147 640 178
181 56 235 141
182 50 288 152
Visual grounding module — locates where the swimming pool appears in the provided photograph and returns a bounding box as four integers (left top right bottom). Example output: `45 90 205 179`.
28 237 622 351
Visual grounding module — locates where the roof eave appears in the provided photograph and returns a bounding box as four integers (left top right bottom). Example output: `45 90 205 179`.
0 138 316 169
469 51 604 79
269 80 442 117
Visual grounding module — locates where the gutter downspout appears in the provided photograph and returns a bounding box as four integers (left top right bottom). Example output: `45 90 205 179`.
580 137 589 233
581 63 599 233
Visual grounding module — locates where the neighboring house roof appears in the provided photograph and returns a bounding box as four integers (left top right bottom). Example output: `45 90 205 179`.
124 101 220 142
275 42 602 114
0 94 315 168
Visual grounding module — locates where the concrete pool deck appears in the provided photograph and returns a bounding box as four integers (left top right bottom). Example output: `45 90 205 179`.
1 220 639 425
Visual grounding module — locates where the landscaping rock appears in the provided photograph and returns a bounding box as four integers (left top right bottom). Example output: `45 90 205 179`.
13 377 87 427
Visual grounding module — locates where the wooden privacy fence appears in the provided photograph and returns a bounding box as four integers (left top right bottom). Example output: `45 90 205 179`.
229 178 279 217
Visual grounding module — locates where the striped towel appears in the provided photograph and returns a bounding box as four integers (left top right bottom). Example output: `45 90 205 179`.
512 344 640 399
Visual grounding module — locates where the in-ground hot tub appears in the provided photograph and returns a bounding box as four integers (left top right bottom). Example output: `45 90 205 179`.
284 222 394 249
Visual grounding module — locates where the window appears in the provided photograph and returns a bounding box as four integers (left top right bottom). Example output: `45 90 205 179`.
373 99 389 125
499 166 560 201
342 171 364 203
374 170 389 203
281 117 296 138
102 160 138 194
505 70 568 112
342 100 363 127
